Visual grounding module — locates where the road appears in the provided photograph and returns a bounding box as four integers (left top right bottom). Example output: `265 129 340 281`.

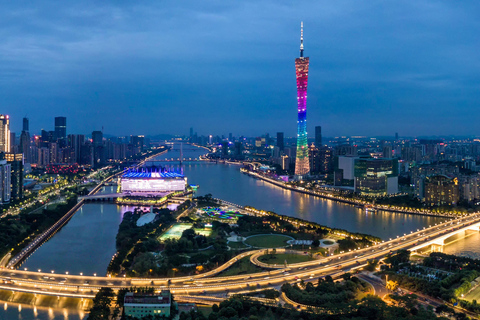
0 212 479 300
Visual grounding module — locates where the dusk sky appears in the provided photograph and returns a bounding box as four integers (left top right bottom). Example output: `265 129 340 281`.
3 1 480 138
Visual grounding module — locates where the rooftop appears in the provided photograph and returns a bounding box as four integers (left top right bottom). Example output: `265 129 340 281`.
124 291 171 305
122 172 184 179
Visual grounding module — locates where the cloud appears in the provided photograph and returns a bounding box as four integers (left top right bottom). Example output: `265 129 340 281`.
1 0 480 137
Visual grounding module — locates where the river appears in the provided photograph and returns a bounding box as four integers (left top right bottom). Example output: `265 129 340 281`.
2 143 479 319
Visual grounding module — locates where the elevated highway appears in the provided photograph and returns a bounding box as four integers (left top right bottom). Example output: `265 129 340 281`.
0 212 479 300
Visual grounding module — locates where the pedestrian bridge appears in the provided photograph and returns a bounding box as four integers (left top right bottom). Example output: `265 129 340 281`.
410 221 480 252
79 193 124 202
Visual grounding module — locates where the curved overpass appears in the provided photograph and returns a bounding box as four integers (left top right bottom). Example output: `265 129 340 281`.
0 212 478 299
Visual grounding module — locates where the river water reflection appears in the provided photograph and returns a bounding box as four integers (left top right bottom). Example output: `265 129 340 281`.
21 202 126 276
2 143 479 319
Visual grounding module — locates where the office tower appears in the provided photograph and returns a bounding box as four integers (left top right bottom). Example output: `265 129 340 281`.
19 132 30 163
190 127 193 138
92 131 103 147
276 132 284 151
309 145 319 174
37 147 50 166
315 126 322 147
130 135 145 153
318 146 334 174
294 22 310 177
92 131 105 167
23 117 29 132
19 117 31 163
395 132 399 141
354 158 399 196
5 153 23 201
228 133 233 142
68 134 85 164
0 154 11 203
10 132 16 153
221 141 229 157
0 115 10 153
382 145 392 158
234 141 243 157
54 117 67 147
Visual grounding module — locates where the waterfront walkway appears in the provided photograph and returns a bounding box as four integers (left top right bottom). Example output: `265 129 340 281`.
242 169 458 219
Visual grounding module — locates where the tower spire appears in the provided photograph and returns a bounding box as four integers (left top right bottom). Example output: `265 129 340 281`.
300 21 304 57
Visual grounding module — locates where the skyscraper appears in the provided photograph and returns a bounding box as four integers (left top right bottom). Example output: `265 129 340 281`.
315 126 322 147
276 132 284 151
0 115 10 153
20 117 31 163
294 22 310 177
23 117 29 132
55 117 67 147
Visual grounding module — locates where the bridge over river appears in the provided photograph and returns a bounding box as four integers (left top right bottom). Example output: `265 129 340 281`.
0 212 478 300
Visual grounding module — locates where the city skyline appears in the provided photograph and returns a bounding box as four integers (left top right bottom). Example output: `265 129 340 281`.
3 1 480 137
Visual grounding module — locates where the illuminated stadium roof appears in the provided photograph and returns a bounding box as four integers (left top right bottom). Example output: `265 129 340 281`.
122 172 184 179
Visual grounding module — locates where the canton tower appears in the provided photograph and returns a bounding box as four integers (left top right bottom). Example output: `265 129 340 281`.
294 22 310 177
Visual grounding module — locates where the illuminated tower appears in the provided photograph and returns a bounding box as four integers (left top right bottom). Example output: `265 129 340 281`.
0 115 10 153
294 22 310 177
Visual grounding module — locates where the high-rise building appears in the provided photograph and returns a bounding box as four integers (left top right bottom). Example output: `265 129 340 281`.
23 117 29 132
92 131 103 147
19 131 30 163
0 115 10 153
315 126 322 148
276 132 284 152
424 175 459 206
20 117 31 164
5 153 23 201
382 145 392 158
294 22 310 177
54 117 67 147
354 158 399 196
130 135 145 153
0 154 11 203
68 134 85 164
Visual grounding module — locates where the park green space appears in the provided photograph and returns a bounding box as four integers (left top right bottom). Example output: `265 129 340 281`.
463 285 480 302
244 234 292 248
215 256 264 277
258 253 314 265
158 223 211 241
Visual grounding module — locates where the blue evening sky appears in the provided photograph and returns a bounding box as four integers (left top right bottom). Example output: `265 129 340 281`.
2 1 480 138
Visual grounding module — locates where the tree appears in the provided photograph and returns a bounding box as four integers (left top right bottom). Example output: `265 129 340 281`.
88 287 115 320
386 280 399 291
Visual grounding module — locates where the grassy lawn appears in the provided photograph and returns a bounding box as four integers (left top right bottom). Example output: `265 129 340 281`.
215 256 264 277
228 241 249 249
244 234 292 248
290 246 328 257
258 253 314 265
464 285 480 302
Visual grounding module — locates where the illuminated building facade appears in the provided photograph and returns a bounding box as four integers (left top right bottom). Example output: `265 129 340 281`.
424 175 459 206
295 22 310 177
5 153 23 201
354 158 399 196
0 158 11 203
0 115 10 153
124 291 171 318
120 168 186 193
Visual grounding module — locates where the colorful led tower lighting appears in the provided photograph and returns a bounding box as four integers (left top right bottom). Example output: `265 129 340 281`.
294 22 310 177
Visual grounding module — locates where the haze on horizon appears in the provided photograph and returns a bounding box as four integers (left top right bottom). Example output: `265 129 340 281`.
2 1 480 138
